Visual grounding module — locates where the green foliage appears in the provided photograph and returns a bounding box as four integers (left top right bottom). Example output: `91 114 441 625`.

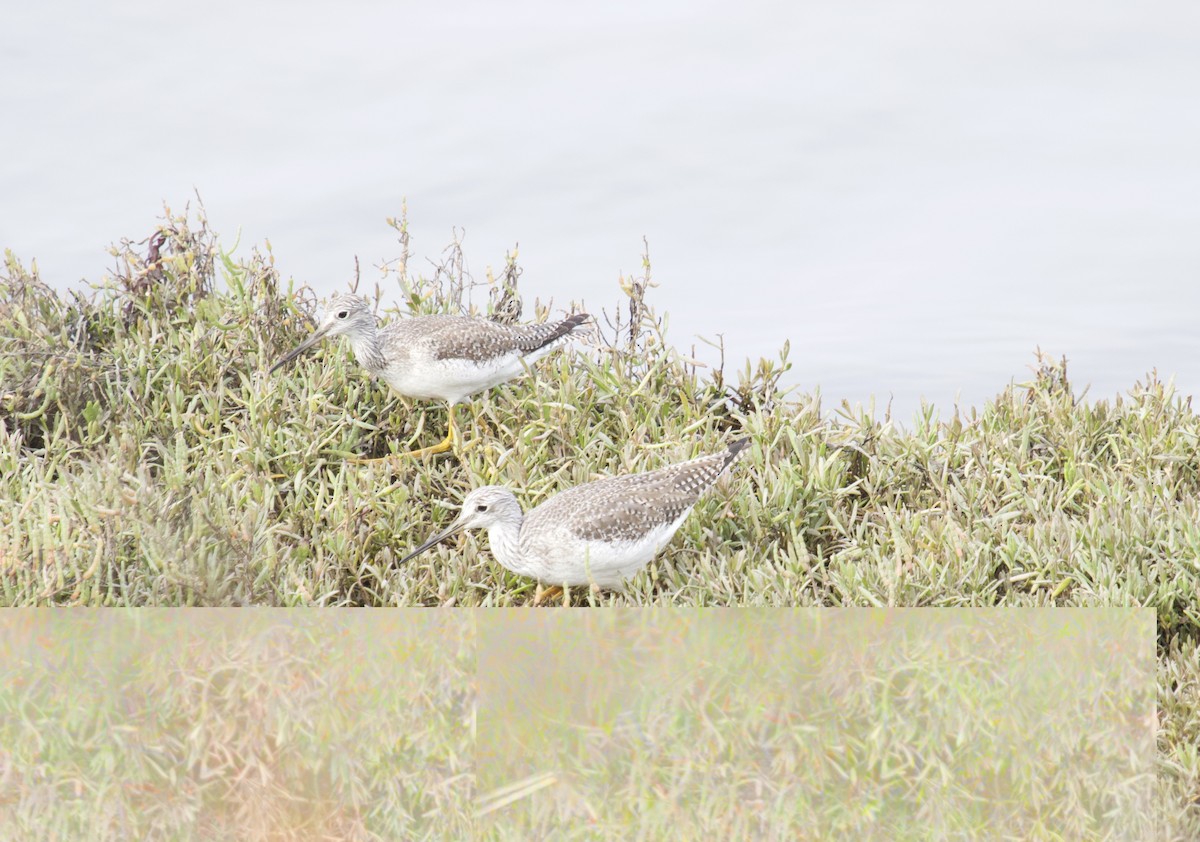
2 206 1199 834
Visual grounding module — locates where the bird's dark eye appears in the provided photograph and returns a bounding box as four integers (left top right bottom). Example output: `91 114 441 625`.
336 310 348 320
476 504 488 512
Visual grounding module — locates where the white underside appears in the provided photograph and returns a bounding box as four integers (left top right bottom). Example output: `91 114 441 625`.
379 348 557 405
491 510 693 589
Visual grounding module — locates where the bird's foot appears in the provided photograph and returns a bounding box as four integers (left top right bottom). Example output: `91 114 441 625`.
347 431 456 464
533 585 567 606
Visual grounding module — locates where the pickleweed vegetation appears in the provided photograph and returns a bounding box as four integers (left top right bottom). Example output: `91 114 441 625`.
2 204 1199 834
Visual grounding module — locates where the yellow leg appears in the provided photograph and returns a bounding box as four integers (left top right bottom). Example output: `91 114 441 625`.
349 405 459 463
458 403 483 454
396 407 458 459
533 585 566 606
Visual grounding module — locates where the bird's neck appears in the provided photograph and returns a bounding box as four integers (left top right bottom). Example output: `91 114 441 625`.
485 517 524 572
348 324 387 373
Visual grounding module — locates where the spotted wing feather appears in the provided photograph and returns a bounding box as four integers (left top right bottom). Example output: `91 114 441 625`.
392 313 588 363
533 439 749 543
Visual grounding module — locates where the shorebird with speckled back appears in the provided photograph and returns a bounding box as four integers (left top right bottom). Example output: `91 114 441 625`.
270 293 590 459
399 438 750 595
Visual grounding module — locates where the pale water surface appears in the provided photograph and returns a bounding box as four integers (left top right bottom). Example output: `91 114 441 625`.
4 1 1199 418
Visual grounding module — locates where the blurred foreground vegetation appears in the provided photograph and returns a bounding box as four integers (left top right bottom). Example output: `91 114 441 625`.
0 608 1160 840
0 611 475 840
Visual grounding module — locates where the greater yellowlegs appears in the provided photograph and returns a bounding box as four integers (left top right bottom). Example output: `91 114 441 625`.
399 438 750 590
270 293 590 459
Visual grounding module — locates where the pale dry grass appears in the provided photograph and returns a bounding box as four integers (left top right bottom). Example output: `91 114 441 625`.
476 610 1156 840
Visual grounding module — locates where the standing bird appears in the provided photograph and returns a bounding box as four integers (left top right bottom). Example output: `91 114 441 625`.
399 438 750 592
270 293 590 459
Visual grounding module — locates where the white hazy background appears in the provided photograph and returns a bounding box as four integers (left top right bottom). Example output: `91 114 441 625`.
4 1 1199 418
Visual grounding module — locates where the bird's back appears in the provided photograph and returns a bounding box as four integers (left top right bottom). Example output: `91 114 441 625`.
525 438 748 551
380 313 586 363
374 313 588 403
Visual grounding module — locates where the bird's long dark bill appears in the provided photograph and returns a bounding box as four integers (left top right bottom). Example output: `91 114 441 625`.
269 326 330 375
398 522 464 566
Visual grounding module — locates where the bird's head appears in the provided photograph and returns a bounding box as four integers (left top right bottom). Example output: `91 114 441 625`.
398 486 523 565
269 293 375 374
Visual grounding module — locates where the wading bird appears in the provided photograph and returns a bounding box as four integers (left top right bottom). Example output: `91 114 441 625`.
400 438 750 594
270 293 589 459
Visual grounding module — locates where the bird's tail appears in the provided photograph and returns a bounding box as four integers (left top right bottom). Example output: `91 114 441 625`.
520 312 591 354
723 437 751 471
